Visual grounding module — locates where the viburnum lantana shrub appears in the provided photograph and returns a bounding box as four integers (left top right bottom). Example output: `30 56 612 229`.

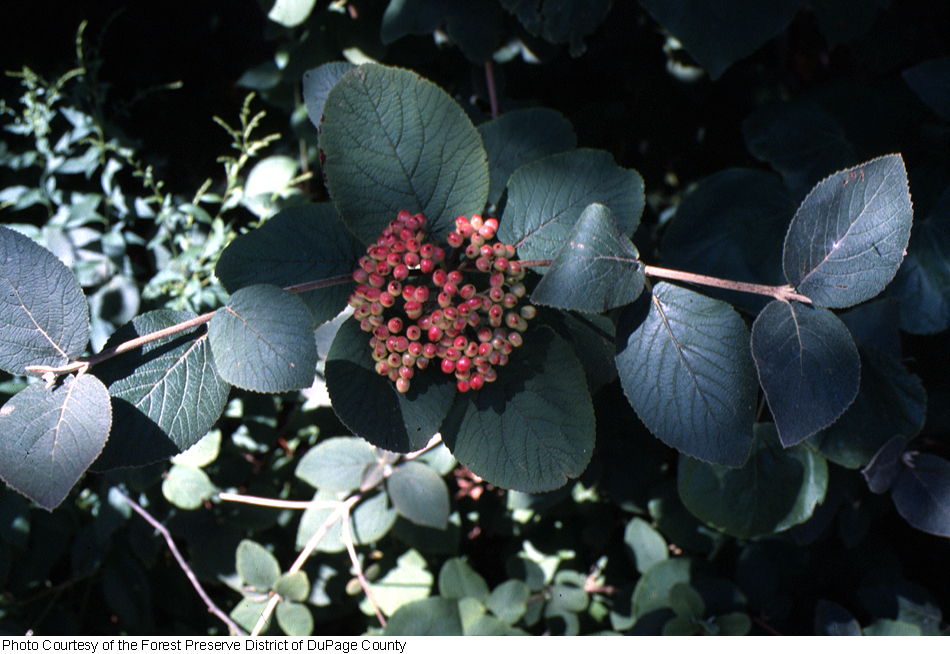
3 62 943 544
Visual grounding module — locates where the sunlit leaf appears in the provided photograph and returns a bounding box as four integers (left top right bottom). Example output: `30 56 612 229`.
783 155 913 308
0 225 89 375
319 64 489 244
208 285 318 393
499 149 644 267
0 374 111 510
531 203 644 313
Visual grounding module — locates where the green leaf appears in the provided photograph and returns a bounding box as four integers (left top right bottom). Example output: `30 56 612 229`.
891 452 950 538
499 0 612 56
208 284 318 393
636 0 801 80
325 317 454 453
477 108 576 206
275 571 311 602
294 436 377 494
236 539 281 592
661 168 793 313
267 0 317 27
678 424 829 539
302 62 356 130
161 464 218 510
616 283 757 467
0 374 111 510
440 327 595 493
363 549 433 617
319 64 489 244
487 579 530 625
296 490 397 553
385 597 463 636
387 461 450 530
751 300 860 447
276 600 313 637
438 558 490 603
669 583 705 619
632 557 693 620
808 348 926 469
499 149 645 266
92 310 230 471
742 102 856 200
215 204 364 327
623 517 669 574
531 203 644 313
784 155 913 308
0 225 89 375
381 0 505 63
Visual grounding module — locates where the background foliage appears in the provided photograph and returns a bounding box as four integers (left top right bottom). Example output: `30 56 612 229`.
1 0 949 637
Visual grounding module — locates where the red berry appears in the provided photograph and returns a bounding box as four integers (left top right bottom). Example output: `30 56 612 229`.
420 258 435 274
442 359 456 374
428 325 443 342
379 292 395 308
387 317 403 333
448 270 463 285
404 252 420 267
397 209 412 222
414 286 429 303
457 379 471 393
447 232 464 248
405 300 423 319
470 374 485 390
432 269 448 286
476 257 492 272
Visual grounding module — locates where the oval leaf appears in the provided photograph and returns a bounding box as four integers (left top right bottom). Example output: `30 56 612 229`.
208 284 318 393
387 461 450 530
215 204 364 327
751 300 860 447
891 452 950 537
296 490 397 553
92 310 231 471
0 225 89 374
236 539 281 592
498 149 645 266
477 107 576 206
616 283 757 467
531 203 644 313
319 64 489 244
294 436 377 494
439 328 595 493
637 0 801 80
678 424 829 539
783 154 913 308
302 62 355 130
0 374 111 510
385 597 463 636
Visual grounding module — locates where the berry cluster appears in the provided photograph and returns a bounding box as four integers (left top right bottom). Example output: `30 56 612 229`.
348 210 537 394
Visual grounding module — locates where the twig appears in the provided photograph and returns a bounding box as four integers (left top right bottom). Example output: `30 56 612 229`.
484 60 499 119
113 488 246 636
218 493 387 634
642 265 813 304
519 258 813 305
342 504 386 627
24 274 354 381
